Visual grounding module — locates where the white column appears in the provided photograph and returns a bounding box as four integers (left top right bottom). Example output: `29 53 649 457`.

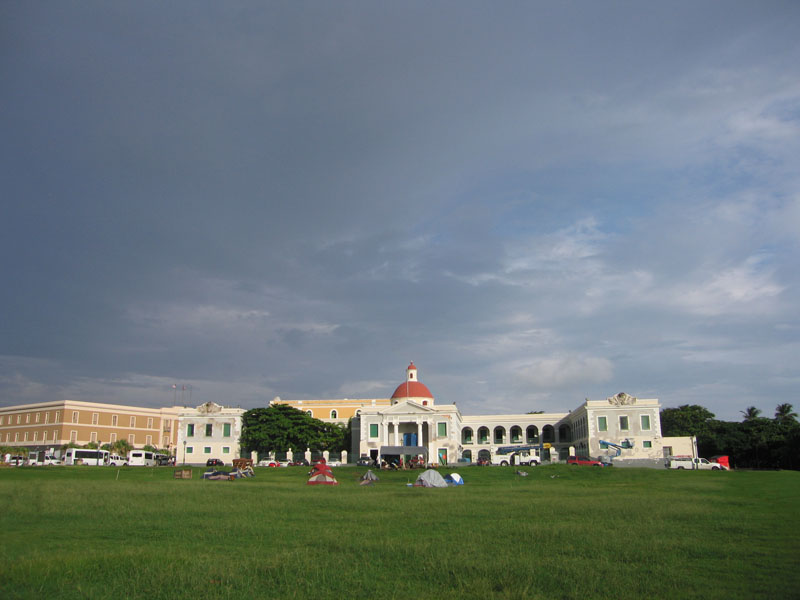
383 422 389 445
393 420 399 446
417 420 422 446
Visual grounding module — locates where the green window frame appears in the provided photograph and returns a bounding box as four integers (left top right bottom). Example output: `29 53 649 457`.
640 415 651 430
204 447 211 454
186 446 193 454
438 423 447 437
187 424 195 437
643 440 652 448
597 417 607 432
223 423 231 437
205 424 213 437
619 416 629 431
369 424 379 438
222 446 230 454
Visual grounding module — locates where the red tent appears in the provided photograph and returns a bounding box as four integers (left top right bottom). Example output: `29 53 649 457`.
307 471 338 485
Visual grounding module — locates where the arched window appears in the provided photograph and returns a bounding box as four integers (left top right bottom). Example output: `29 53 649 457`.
526 425 539 443
330 410 337 419
306 410 312 417
462 450 472 463
462 427 473 444
355 410 361 417
510 426 522 443
542 425 555 443
477 427 490 444
558 424 571 443
493 426 505 444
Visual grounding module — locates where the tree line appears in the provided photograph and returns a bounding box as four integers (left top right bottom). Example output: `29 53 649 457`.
239 404 350 459
660 403 800 469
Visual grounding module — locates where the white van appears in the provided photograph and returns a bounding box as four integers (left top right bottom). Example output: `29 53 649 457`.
108 454 128 466
127 450 156 466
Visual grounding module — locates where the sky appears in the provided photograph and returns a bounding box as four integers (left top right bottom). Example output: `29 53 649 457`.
1 2 799 421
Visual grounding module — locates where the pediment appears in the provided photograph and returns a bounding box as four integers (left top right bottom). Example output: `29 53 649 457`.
379 400 435 415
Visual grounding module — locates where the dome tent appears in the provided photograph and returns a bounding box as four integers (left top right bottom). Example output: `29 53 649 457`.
444 472 464 485
413 469 448 488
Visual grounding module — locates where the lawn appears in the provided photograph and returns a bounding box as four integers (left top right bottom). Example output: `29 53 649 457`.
1 464 798 599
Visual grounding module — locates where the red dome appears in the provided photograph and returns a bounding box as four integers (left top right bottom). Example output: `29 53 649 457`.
391 380 433 399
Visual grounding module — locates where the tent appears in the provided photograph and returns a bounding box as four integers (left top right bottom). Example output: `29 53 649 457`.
444 472 464 486
414 469 448 488
308 463 333 477
360 470 379 482
307 472 338 485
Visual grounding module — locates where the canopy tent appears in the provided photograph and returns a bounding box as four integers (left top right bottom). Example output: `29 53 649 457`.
414 469 448 488
307 472 338 485
379 446 428 457
444 472 464 486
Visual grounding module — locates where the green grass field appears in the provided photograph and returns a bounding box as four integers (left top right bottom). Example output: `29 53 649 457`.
1 464 798 599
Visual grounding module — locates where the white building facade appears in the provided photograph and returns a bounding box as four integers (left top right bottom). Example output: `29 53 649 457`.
176 402 245 466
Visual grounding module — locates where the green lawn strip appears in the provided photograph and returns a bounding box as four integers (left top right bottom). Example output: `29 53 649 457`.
1 466 797 599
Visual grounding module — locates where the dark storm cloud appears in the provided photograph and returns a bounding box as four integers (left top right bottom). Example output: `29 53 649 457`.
1 2 799 417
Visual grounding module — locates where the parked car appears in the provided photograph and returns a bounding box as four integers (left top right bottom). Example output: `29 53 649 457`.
567 456 605 467
356 456 373 467
206 458 224 467
289 458 310 466
108 454 128 467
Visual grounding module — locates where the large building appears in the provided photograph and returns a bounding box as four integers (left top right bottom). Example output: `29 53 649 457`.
0 400 181 456
279 363 676 466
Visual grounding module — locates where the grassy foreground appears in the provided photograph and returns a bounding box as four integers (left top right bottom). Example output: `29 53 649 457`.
0 465 798 600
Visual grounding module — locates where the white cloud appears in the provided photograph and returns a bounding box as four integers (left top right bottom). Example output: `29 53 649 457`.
513 355 614 389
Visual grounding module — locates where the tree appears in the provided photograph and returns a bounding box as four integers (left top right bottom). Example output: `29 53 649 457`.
741 406 762 421
240 404 333 457
526 410 545 414
660 405 715 437
775 403 798 423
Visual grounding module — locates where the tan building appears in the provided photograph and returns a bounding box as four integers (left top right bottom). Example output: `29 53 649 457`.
270 397 391 422
0 400 181 457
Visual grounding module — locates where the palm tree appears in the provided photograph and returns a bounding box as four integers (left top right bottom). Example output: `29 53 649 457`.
741 406 762 421
775 403 798 423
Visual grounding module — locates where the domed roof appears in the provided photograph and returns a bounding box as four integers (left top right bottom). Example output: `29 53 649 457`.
391 380 434 400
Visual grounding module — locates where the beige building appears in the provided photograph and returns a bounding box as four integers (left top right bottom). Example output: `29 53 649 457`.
0 400 181 456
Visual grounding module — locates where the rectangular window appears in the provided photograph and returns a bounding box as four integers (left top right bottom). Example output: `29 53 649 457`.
223 423 231 437
643 440 652 448
0 415 3 425
164 419 171 431
369 424 379 438
15 432 19 442
92 413 99 425
438 423 447 437
186 446 193 454
130 416 136 428
597 416 607 431
17 414 21 424
204 447 211 454
147 417 153 429
70 431 77 442
205 424 213 437
44 412 50 424
110 433 117 442
146 435 152 446
33 431 38 441
53 430 58 442
35 413 41 423
619 416 629 431
24 431 28 441
640 415 651 430
187 424 195 437
72 411 79 423
26 413 30 423
128 434 135 444
222 446 230 454
55 411 61 422
112 415 118 426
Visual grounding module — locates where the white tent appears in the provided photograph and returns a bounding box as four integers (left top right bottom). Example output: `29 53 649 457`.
414 469 448 488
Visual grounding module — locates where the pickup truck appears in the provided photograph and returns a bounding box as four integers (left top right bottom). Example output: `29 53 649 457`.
492 450 540 466
567 456 605 467
666 457 725 470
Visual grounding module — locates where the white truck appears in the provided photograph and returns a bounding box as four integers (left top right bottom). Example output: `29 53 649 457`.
492 446 541 466
666 457 726 470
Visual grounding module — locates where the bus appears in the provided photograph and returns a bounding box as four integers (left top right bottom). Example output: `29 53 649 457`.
127 450 157 466
63 448 109 466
